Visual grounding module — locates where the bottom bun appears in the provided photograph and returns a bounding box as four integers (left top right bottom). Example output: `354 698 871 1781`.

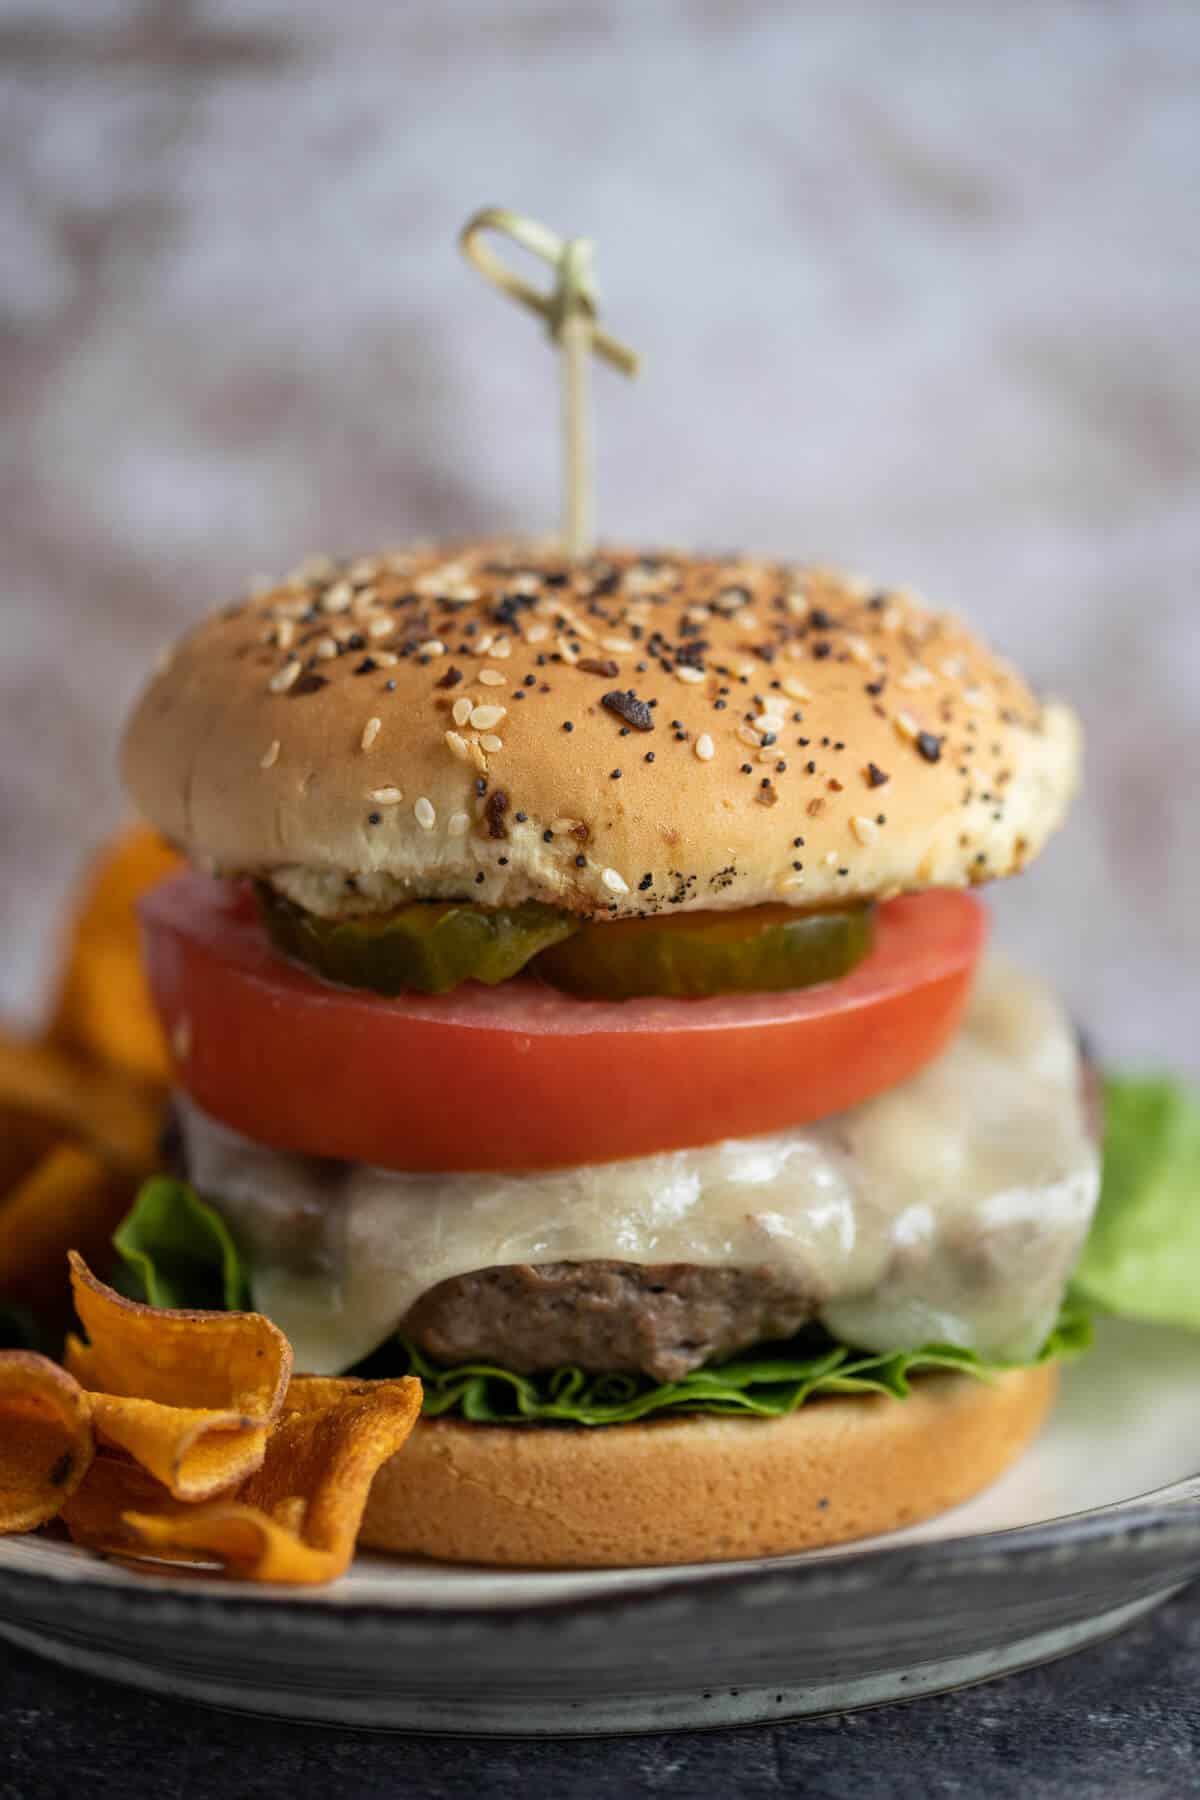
359 1363 1058 1569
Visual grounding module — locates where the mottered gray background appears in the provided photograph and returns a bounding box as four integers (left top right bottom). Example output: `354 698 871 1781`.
1 0 1197 1072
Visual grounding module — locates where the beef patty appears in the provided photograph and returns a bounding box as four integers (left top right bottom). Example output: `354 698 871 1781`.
401 1261 819 1384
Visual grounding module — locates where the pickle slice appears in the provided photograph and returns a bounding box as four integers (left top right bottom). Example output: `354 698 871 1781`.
533 903 875 1000
256 887 579 995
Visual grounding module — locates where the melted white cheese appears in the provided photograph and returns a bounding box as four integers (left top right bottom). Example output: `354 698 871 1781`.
178 957 1100 1374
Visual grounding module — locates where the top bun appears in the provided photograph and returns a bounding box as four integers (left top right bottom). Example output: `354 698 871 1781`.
122 542 1080 919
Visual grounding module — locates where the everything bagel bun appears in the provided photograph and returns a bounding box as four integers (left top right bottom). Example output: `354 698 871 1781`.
122 542 1080 919
358 1362 1058 1568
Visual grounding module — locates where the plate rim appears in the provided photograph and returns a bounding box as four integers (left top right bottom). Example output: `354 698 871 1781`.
2 1476 1199 1641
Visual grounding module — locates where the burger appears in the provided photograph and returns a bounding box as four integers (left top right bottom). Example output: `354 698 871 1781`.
119 541 1097 1568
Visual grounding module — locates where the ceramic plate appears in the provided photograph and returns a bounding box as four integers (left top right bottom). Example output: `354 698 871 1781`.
2 1318 1199 1735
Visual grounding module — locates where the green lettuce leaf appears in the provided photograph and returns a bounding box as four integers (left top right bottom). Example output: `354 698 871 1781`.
350 1298 1090 1426
106 1174 1090 1426
1071 1075 1200 1329
112 1176 251 1312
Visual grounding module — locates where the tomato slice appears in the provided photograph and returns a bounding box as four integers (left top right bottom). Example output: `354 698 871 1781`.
140 874 986 1173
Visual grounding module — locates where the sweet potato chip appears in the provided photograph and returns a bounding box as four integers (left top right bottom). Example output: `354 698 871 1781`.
0 1352 93 1532
0 1145 138 1316
59 1452 213 1562
67 1253 290 1411
122 1378 422 1583
65 1255 291 1499
48 825 180 1087
78 1394 271 1504
280 1375 365 1415
0 1028 162 1175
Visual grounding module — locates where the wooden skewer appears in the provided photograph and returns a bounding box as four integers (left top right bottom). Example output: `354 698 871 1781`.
460 208 640 560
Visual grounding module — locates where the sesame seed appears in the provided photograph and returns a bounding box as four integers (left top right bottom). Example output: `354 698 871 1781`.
556 635 579 664
320 581 354 613
469 704 507 730
452 696 474 727
675 664 705 685
781 676 811 701
445 731 471 761
898 664 933 690
415 797 436 830
851 815 880 845
478 668 506 686
361 716 382 750
524 622 549 643
476 632 495 655
551 817 580 834
367 785 403 806
479 733 503 753
314 635 339 660
737 724 762 749
260 740 280 769
268 659 302 694
778 873 806 890
448 811 470 837
275 619 296 651
602 867 630 895
602 636 635 653
695 733 715 761
490 637 512 659
894 711 919 743
368 615 395 640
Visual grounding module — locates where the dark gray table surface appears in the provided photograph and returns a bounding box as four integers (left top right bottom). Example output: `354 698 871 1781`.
1 1583 1198 1799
